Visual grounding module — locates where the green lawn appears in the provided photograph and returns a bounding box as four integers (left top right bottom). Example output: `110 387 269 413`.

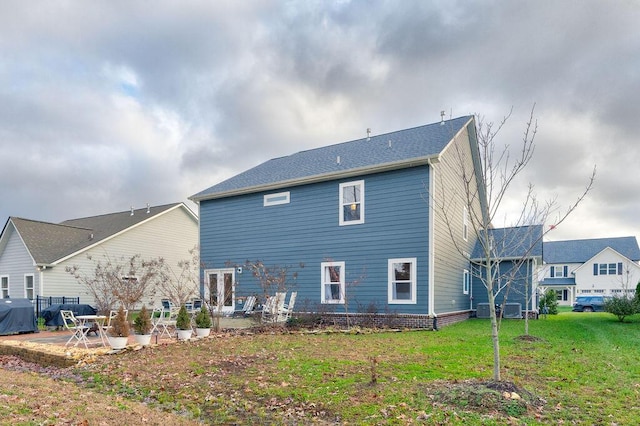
75 311 640 424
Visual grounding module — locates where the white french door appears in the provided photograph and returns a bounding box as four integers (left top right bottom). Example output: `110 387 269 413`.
204 269 235 314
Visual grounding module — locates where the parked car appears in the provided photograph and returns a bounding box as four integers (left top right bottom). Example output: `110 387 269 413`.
572 295 608 312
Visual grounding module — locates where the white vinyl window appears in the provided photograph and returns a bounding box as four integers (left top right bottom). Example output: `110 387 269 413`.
388 258 417 304
339 180 364 225
1 276 8 299
24 274 34 300
463 269 470 295
321 261 345 304
264 191 290 206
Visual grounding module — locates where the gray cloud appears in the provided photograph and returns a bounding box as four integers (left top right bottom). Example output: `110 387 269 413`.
0 0 638 242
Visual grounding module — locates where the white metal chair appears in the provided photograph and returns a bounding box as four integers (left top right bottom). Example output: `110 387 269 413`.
233 295 257 317
60 310 88 348
151 306 179 338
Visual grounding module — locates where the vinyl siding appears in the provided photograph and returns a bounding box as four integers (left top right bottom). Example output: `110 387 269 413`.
42 206 198 308
200 166 431 314
471 260 535 308
0 224 39 299
431 123 481 314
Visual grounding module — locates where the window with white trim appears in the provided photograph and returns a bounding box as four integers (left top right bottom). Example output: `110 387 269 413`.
1 276 8 299
462 207 469 241
264 191 290 206
593 262 622 276
321 261 345 304
388 258 417 304
339 180 364 225
463 269 470 295
550 265 569 278
24 274 34 300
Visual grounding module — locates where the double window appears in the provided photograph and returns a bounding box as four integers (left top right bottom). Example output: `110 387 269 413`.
1 276 8 299
388 258 417 304
593 262 622 276
339 180 364 225
550 265 568 278
321 261 345 304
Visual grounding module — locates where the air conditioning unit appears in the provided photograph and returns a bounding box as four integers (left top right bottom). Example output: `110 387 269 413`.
503 303 522 319
476 303 491 318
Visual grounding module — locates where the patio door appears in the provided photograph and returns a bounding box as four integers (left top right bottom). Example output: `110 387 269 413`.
204 269 235 314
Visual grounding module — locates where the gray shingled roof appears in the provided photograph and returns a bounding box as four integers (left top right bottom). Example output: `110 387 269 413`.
191 116 474 201
472 225 544 260
543 236 640 263
7 203 182 265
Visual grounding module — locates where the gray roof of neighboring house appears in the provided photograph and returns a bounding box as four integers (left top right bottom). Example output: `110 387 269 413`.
4 203 185 265
543 236 640 263
471 225 544 260
191 116 474 201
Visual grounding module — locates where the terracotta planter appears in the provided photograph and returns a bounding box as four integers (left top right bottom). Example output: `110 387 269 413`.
177 329 192 340
134 334 152 346
107 336 128 350
195 327 211 338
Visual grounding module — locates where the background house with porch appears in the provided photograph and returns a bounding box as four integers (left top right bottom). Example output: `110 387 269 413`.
191 116 490 328
0 203 198 312
537 236 640 306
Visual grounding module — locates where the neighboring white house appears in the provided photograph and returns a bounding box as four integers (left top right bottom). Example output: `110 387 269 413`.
538 236 640 305
0 203 198 310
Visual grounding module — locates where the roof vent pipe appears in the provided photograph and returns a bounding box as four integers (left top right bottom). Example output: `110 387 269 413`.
130 206 134 216
146 203 150 214
366 128 371 141
336 155 341 165
440 110 446 125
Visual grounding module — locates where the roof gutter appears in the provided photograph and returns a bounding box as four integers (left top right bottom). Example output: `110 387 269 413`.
190 155 441 203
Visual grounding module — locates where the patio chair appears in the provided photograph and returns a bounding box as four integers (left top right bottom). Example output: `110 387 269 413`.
278 291 297 323
262 292 286 323
60 310 88 348
233 295 257 317
153 306 179 338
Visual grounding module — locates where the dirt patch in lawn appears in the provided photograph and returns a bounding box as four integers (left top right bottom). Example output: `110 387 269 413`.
426 379 546 419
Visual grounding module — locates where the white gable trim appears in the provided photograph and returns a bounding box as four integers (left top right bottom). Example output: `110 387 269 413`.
1 220 37 267
572 246 640 274
50 203 197 266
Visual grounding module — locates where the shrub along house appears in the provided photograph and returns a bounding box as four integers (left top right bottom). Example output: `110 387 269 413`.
191 116 496 328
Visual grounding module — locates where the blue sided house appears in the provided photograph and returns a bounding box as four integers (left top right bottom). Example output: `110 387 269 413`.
470 226 543 318
191 116 535 328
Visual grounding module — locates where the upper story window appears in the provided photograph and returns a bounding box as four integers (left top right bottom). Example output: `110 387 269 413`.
550 265 568 278
462 207 469 241
593 262 622 276
388 258 417 304
1 276 8 299
264 191 290 206
321 261 345 304
339 180 364 225
24 274 34 300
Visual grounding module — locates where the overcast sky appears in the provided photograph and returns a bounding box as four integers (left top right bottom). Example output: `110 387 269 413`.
1 1 638 242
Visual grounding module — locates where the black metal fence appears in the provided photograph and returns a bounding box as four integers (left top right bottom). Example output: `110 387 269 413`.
34 295 80 318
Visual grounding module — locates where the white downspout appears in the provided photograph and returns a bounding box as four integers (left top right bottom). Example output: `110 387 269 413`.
427 160 436 321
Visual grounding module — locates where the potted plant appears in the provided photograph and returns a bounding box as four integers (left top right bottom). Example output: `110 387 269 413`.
194 306 212 337
175 304 192 340
107 306 130 350
133 305 152 346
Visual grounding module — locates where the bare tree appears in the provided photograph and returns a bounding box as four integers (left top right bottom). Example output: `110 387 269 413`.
156 245 200 306
437 106 595 381
66 253 166 315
